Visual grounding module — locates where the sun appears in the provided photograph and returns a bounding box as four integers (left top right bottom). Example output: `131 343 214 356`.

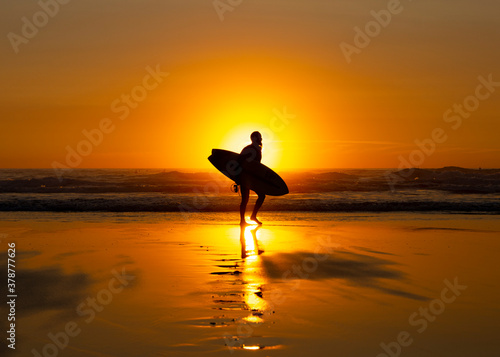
219 123 282 169
205 94 286 170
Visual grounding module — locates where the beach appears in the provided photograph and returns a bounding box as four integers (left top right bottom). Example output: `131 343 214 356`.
3 0 500 355
2 211 499 356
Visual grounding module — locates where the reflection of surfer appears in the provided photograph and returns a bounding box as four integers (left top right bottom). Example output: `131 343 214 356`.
239 225 262 258
239 131 266 226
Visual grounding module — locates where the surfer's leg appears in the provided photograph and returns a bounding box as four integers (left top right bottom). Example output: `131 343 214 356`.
250 193 265 225
240 186 250 226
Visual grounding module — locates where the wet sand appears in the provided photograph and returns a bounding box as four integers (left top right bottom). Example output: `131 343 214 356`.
1 212 499 356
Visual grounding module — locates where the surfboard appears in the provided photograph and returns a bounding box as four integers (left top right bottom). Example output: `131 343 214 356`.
208 149 289 196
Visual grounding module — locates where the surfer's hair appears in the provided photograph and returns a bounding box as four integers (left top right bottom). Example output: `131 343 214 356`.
250 131 261 141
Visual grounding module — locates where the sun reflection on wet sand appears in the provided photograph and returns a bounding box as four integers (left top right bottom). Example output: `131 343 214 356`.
240 226 268 324
240 225 261 258
242 344 261 350
209 225 278 351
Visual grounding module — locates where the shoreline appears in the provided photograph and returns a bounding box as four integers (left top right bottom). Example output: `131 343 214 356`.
1 210 500 223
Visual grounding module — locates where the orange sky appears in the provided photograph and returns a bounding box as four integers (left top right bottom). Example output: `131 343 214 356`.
0 0 499 169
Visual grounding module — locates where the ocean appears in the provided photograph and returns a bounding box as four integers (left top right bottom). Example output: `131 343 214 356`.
0 168 499 213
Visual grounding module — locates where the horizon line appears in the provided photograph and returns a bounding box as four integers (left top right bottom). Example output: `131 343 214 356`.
0 166 498 170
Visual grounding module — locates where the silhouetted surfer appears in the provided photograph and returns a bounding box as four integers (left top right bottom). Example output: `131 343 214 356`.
239 131 265 226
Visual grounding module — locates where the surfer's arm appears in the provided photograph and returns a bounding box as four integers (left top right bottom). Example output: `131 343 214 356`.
239 146 258 163
238 152 252 164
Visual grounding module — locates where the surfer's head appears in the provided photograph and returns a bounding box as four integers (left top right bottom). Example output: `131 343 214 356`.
250 131 262 148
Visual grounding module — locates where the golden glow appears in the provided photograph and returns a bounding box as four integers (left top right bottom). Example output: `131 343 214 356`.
240 225 262 258
245 284 267 312
242 345 261 350
239 226 268 326
219 123 282 169
2 3 499 169
243 314 264 324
